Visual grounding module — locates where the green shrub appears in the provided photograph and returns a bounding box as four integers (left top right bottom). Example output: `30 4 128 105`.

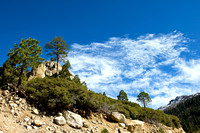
101 128 109 133
159 128 165 133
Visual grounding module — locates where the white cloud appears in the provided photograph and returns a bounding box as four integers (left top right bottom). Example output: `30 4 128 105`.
68 32 200 109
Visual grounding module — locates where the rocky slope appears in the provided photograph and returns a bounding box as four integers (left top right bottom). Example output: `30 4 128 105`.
158 92 200 111
0 86 185 133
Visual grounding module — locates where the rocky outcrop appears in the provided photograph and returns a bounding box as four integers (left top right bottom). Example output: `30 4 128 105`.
28 61 62 80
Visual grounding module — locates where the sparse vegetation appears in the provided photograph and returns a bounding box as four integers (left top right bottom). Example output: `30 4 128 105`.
159 128 165 133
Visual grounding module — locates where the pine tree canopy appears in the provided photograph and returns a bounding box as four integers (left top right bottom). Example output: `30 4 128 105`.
117 89 128 101
137 91 152 108
45 36 70 71
5 38 44 87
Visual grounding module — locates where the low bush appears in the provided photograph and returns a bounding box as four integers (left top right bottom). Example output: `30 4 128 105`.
101 128 109 133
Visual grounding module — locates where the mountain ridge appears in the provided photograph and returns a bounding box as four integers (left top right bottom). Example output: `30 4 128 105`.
158 92 200 111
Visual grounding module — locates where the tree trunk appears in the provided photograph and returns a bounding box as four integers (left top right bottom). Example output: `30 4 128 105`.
57 53 59 72
17 66 24 88
143 100 146 108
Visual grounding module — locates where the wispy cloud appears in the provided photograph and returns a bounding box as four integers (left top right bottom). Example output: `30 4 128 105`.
68 32 200 109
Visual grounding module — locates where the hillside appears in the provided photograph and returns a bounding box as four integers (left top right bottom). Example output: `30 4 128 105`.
0 38 185 132
0 84 185 133
164 93 200 133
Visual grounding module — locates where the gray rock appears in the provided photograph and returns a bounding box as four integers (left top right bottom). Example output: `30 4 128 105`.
24 117 30 122
33 119 44 127
125 120 144 133
62 110 83 129
2 90 9 96
25 125 32 130
119 123 125 128
58 112 62 116
54 116 66 126
32 109 39 115
83 121 90 128
111 112 126 123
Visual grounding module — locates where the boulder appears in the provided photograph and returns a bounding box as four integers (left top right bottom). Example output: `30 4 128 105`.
62 110 83 129
111 112 126 123
125 119 144 133
54 116 66 126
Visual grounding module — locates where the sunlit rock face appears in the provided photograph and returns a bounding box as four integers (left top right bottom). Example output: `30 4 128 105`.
28 61 62 80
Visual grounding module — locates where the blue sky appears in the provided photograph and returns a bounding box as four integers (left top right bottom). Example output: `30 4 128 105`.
1 0 200 108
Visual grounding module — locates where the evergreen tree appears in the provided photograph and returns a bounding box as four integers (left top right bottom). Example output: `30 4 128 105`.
117 90 128 101
59 60 72 79
45 36 70 71
137 91 152 108
73 75 81 84
82 81 87 87
103 92 106 96
5 38 44 87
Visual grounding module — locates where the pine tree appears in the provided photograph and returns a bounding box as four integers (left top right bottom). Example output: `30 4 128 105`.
5 38 44 87
137 91 152 108
45 36 70 71
59 60 71 79
73 75 81 84
117 90 128 101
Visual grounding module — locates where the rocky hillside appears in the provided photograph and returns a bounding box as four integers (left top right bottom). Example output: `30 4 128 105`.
0 87 185 133
158 92 200 111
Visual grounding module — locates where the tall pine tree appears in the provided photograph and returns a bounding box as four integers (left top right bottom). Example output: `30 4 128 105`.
5 38 44 87
45 36 70 71
137 91 152 108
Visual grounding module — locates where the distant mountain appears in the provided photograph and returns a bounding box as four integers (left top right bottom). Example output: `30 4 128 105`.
158 92 200 111
161 92 200 133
